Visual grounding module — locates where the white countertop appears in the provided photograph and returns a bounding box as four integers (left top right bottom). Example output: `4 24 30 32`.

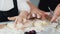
0 20 60 34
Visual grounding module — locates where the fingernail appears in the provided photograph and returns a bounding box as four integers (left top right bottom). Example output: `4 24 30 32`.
23 18 27 22
8 17 10 19
32 13 36 17
37 14 41 18
37 16 41 18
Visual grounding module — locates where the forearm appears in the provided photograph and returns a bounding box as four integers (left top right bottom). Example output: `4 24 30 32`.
54 4 60 16
51 4 60 22
27 1 37 10
27 1 46 13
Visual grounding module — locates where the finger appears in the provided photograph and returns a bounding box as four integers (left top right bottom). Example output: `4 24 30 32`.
37 14 41 18
22 18 27 24
8 16 17 20
17 18 23 23
14 17 18 27
51 16 57 22
39 13 46 20
14 17 23 27
27 13 33 19
14 17 18 24
32 13 37 18
14 17 22 25
27 14 31 19
32 13 36 17
41 16 46 20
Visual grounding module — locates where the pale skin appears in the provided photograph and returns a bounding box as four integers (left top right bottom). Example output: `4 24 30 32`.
8 0 49 24
8 0 60 24
51 4 60 22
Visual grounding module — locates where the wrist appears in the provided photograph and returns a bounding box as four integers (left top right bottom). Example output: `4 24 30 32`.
19 11 29 16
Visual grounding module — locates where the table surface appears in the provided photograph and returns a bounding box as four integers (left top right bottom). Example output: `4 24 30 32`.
0 16 60 34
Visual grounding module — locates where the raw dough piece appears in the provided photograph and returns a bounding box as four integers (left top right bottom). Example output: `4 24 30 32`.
34 20 49 27
7 22 16 30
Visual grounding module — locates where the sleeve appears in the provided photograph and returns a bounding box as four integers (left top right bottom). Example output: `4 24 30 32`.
17 0 30 13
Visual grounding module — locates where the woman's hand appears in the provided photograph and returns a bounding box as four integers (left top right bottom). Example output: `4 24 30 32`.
15 11 29 24
8 11 29 24
28 8 49 20
51 4 60 22
8 9 49 22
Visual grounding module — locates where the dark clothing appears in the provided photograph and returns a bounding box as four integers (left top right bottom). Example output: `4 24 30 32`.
0 0 19 22
38 0 60 12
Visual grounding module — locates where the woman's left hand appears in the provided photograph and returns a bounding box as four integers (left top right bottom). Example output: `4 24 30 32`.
51 4 60 22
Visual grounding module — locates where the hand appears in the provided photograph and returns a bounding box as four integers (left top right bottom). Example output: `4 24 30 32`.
28 8 49 20
8 11 29 27
15 11 28 23
51 4 60 22
8 11 29 22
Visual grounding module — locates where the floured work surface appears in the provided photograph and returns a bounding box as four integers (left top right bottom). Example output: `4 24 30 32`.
0 24 7 29
0 19 59 34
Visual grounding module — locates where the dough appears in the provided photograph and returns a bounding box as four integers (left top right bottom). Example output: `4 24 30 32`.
7 22 16 30
34 20 49 27
6 20 33 30
6 20 49 30
7 22 24 30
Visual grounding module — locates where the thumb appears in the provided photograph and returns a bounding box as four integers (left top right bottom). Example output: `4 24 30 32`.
8 16 18 20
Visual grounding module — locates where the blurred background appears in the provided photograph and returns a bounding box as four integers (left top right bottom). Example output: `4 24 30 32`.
30 0 40 7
